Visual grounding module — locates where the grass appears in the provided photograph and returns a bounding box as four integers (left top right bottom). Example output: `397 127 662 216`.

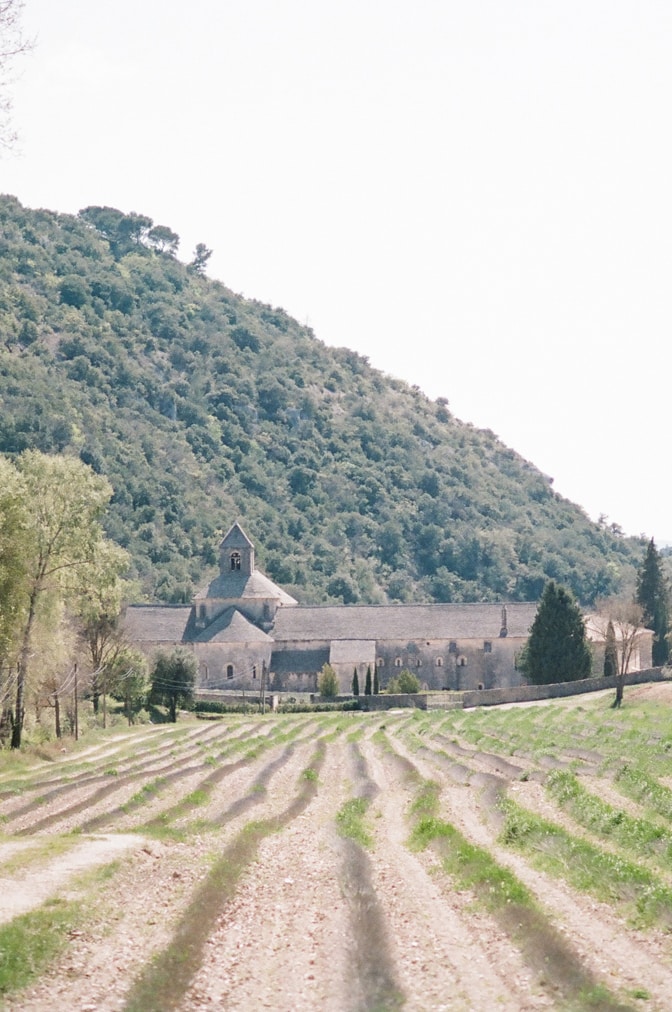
500 797 672 929
615 763 672 821
0 899 81 996
121 777 167 814
336 797 372 848
393 750 631 1010
545 770 672 864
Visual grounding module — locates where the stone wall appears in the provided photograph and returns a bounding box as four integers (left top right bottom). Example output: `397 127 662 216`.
460 667 669 709
359 693 428 710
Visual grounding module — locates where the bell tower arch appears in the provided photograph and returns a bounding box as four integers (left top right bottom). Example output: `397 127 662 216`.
218 522 255 578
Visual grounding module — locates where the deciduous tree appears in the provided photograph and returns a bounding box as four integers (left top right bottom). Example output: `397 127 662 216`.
519 581 592 685
595 597 645 707
0 455 27 666
0 0 33 149
6 451 115 747
76 540 133 719
150 648 196 721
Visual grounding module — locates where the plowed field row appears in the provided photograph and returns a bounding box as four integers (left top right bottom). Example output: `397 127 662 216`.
1 686 671 1010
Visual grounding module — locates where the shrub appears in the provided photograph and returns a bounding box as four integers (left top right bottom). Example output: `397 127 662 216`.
387 669 421 694
318 663 339 699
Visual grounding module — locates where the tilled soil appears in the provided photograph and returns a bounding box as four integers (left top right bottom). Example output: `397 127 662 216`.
1 708 672 1011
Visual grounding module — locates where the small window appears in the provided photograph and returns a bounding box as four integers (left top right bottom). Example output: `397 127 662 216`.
199 604 206 620
376 657 384 667
478 682 484 690
448 641 457 655
416 658 422 668
252 665 257 679
394 657 402 668
436 657 443 667
458 656 467 667
483 641 492 654
230 551 241 571
226 664 234 679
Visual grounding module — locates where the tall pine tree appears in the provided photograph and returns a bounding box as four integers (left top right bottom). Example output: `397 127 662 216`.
636 539 670 666
519 581 593 684
364 665 372 695
352 667 359 696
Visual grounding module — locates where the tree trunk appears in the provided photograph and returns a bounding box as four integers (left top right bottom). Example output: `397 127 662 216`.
613 676 624 708
12 587 39 749
54 693 61 738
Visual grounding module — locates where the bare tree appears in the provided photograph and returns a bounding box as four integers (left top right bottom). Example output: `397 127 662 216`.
0 0 34 149
594 597 645 708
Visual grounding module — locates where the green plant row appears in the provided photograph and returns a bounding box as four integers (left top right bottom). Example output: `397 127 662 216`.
500 797 672 930
615 763 672 822
380 737 629 1011
546 770 672 864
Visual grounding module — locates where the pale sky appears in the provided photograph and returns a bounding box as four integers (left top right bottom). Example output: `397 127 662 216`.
3 1 671 541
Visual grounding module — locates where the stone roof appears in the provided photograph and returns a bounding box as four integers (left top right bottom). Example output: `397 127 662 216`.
270 645 330 675
219 522 254 550
194 568 298 604
122 605 191 643
272 603 538 642
191 607 273 644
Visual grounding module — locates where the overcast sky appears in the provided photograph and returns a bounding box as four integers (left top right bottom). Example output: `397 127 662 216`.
3 1 671 541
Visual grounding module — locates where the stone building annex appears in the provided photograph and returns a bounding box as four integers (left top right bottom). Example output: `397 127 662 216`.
124 523 652 695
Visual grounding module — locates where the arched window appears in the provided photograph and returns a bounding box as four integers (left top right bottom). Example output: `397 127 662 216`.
436 657 443 667
394 657 402 668
252 665 257 679
376 657 384 667
483 641 492 654
416 658 422 668
458 656 467 667
230 551 241 571
226 664 234 679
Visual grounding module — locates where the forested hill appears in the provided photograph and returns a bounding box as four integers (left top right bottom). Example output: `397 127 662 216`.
0 195 642 605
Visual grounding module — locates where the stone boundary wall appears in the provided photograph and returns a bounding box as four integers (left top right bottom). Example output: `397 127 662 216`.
358 693 429 711
460 667 670 709
196 670 670 713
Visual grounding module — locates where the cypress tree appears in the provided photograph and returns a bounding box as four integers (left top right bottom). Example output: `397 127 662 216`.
364 665 372 695
373 665 379 694
352 667 359 696
636 539 670 666
520 581 592 685
603 619 618 678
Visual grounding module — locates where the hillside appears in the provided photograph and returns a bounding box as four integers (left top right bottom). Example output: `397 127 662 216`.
0 194 643 605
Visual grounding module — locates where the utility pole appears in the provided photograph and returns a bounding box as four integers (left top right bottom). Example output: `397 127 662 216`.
73 663 79 742
260 659 267 715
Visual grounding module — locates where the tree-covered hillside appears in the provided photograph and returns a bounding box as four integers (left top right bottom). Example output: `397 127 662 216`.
0 195 643 605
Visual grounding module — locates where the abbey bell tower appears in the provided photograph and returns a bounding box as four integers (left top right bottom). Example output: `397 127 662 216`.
218 522 255 578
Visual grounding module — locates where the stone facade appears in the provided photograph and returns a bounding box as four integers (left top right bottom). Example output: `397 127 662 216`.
123 522 653 695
